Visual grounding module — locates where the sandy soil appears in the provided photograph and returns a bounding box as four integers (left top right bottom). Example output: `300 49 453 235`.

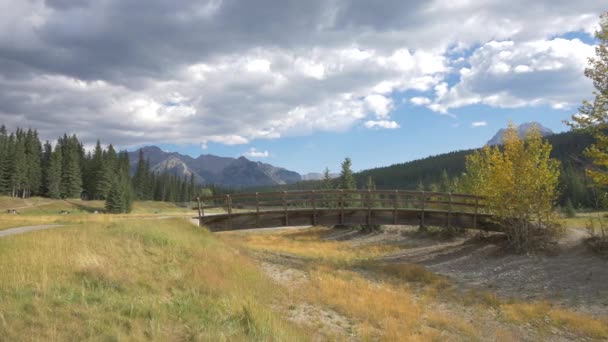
368 226 608 317
309 225 607 315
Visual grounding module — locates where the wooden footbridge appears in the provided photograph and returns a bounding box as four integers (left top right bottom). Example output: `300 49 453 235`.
193 190 499 232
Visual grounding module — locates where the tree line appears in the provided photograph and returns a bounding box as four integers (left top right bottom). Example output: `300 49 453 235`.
0 126 208 213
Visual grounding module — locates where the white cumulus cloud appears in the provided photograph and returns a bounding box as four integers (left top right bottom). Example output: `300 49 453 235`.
364 120 400 129
0 0 603 148
242 147 270 158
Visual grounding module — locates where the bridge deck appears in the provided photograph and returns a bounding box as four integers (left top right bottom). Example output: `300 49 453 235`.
193 190 499 232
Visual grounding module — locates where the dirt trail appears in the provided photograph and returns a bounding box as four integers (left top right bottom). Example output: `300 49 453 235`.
0 225 65 238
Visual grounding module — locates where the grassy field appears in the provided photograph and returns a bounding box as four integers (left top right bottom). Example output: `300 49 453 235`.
0 218 303 341
0 196 192 215
560 211 608 229
223 227 608 341
0 196 196 230
1 201 607 341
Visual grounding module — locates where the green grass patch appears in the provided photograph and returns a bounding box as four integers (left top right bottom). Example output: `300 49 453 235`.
0 218 303 341
0 196 191 216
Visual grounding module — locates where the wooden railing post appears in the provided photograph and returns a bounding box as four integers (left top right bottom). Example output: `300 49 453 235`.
255 192 260 228
196 197 202 227
473 196 479 230
226 194 232 230
447 192 452 229
311 190 317 226
196 197 202 217
393 190 398 225
420 191 425 228
367 189 371 225
339 190 344 225
283 191 289 226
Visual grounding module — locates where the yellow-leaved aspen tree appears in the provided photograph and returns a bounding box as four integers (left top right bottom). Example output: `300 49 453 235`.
463 124 561 251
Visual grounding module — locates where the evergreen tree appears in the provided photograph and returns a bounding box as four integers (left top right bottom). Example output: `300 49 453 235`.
0 125 8 193
145 159 154 200
117 150 130 178
106 144 118 171
188 173 195 202
0 124 221 205
88 140 105 199
24 129 42 197
563 198 577 218
104 172 132 214
321 167 333 190
568 13 608 197
339 158 357 207
9 133 27 197
339 158 356 190
59 135 83 198
47 146 62 199
105 180 125 213
133 149 148 200
319 167 334 207
117 151 133 212
416 180 425 192
41 141 52 196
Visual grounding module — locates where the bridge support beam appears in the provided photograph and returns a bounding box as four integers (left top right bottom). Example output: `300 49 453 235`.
226 195 233 230
393 190 398 225
366 190 371 226
283 191 289 226
255 192 260 228
339 190 344 225
311 191 317 226
420 191 426 229
447 193 452 230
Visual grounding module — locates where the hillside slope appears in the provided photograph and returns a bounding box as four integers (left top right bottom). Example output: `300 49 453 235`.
249 130 596 207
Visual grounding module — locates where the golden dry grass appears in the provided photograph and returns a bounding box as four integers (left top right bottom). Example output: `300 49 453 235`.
226 226 608 341
0 218 304 341
225 227 477 340
559 210 608 229
0 213 180 230
303 266 477 341
0 196 192 216
502 302 608 339
224 227 400 266
0 196 197 231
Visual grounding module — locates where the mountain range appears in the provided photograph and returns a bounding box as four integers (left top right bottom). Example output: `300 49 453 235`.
128 122 556 189
127 146 301 188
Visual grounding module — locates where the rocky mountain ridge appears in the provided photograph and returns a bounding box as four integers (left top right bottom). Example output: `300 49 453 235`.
128 146 301 188
487 122 554 146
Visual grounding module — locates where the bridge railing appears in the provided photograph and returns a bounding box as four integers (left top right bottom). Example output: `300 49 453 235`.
193 190 486 228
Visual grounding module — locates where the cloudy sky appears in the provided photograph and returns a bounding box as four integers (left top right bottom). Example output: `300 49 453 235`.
0 1 604 173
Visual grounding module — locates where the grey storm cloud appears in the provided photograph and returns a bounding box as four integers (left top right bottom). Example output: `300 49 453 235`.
0 0 604 147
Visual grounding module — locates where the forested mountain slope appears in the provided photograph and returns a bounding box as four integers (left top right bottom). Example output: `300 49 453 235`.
250 130 597 207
